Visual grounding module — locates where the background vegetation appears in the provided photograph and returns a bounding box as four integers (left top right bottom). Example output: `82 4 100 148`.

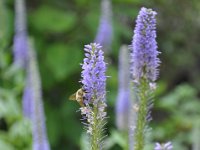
1 0 200 149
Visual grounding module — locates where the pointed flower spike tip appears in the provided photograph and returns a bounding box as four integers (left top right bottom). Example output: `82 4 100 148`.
13 0 28 68
94 0 113 52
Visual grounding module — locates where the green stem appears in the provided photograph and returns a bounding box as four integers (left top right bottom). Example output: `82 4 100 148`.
134 78 149 150
91 106 99 150
123 130 129 150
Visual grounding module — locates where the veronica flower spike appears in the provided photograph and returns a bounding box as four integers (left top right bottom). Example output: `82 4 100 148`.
116 45 130 131
94 0 113 53
130 7 160 150
25 40 50 150
13 0 28 68
80 43 107 150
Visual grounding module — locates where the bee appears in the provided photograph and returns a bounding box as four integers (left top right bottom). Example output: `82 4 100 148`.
133 104 139 112
69 88 85 107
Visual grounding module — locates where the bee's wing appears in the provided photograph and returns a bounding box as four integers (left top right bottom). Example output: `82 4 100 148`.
69 93 76 101
78 101 85 107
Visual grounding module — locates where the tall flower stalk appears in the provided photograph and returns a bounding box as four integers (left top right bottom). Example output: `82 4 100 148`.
13 0 28 68
80 43 107 150
25 40 50 150
94 0 113 52
130 7 160 150
116 45 130 131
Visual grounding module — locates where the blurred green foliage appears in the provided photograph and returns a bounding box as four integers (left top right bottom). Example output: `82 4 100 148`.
1 0 200 149
153 84 200 150
0 63 32 150
0 1 32 149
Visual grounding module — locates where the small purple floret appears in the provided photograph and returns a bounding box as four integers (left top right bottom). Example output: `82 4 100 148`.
154 142 173 150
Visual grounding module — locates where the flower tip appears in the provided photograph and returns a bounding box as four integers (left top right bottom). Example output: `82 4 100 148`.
140 7 157 15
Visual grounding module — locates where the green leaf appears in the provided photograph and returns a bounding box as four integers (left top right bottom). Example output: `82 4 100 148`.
0 89 21 124
8 119 32 148
0 0 13 49
0 140 15 150
44 43 82 81
104 129 127 149
30 6 77 33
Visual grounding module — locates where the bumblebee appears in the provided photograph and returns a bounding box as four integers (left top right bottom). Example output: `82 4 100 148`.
69 88 85 107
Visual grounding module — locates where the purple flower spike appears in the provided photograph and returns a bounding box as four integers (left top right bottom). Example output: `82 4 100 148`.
154 142 173 150
80 43 107 148
130 8 160 150
131 7 160 82
95 0 113 52
116 45 130 130
81 43 106 105
25 41 50 150
13 0 28 68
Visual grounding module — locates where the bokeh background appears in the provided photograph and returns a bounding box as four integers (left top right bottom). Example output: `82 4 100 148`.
1 0 200 150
